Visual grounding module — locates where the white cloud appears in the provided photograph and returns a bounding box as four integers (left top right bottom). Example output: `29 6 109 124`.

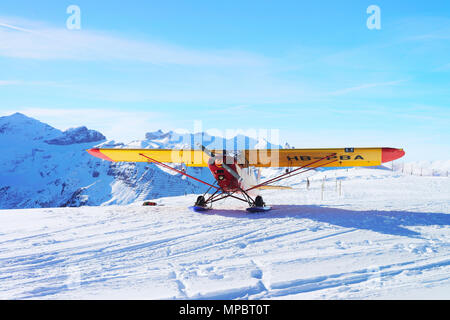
0 80 65 86
328 80 407 96
0 80 23 86
0 20 36 33
0 17 267 67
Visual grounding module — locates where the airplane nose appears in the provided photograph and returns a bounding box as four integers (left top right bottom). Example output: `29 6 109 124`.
381 148 405 163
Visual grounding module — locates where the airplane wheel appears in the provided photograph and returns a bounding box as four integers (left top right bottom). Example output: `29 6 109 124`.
254 195 265 207
195 195 207 207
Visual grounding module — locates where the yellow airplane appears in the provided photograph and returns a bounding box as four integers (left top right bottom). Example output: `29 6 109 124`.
88 145 405 212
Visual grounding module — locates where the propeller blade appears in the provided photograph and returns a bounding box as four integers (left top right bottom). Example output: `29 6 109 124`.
197 143 242 182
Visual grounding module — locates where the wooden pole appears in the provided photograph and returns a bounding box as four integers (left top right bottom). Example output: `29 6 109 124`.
321 178 325 201
339 180 342 197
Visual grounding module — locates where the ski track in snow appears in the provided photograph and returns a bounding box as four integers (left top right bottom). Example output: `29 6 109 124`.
0 168 449 299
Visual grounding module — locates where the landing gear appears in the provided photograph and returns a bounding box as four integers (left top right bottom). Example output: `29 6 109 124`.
189 195 211 212
254 196 265 207
190 190 271 213
195 195 207 207
246 195 271 213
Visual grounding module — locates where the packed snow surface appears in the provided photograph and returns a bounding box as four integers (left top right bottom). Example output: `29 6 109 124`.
0 167 449 299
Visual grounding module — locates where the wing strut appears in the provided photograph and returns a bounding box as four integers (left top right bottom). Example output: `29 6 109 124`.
246 153 338 192
138 153 220 190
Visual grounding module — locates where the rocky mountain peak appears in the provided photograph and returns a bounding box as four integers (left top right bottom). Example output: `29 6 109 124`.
45 126 106 145
0 112 60 141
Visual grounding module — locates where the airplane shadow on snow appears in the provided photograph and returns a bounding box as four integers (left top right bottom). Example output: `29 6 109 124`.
202 205 450 238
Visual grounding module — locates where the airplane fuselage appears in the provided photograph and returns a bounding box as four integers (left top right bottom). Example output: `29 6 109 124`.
207 155 257 193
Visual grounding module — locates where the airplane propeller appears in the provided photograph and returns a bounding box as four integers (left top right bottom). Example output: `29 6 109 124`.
197 143 243 183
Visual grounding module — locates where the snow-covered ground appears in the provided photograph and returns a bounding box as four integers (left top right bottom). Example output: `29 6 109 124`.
0 167 449 300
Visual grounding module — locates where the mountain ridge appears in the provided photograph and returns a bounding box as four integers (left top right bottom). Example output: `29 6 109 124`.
0 113 277 209
0 113 448 209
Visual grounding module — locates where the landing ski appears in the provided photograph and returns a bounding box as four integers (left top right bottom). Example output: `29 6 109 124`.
189 206 211 212
246 206 272 213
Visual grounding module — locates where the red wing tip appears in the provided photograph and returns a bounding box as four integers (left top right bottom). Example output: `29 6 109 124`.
87 148 114 162
382 148 405 163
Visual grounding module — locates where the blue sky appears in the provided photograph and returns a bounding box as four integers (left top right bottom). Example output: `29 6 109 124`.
0 0 449 160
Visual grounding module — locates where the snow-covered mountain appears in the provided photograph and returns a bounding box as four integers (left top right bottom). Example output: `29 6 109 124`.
0 113 278 209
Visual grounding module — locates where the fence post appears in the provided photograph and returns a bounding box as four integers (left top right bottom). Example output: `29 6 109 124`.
321 177 325 201
339 180 342 197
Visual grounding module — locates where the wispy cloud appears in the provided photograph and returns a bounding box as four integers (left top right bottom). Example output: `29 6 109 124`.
0 80 66 86
328 79 408 96
0 17 268 67
0 80 23 86
0 20 37 33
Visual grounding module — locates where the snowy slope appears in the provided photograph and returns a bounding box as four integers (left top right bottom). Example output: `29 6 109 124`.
0 113 212 209
393 160 450 177
0 167 449 299
0 113 279 209
0 113 111 208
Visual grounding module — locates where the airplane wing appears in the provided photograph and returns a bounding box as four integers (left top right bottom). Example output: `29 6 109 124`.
241 147 405 168
87 147 404 168
87 148 210 167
